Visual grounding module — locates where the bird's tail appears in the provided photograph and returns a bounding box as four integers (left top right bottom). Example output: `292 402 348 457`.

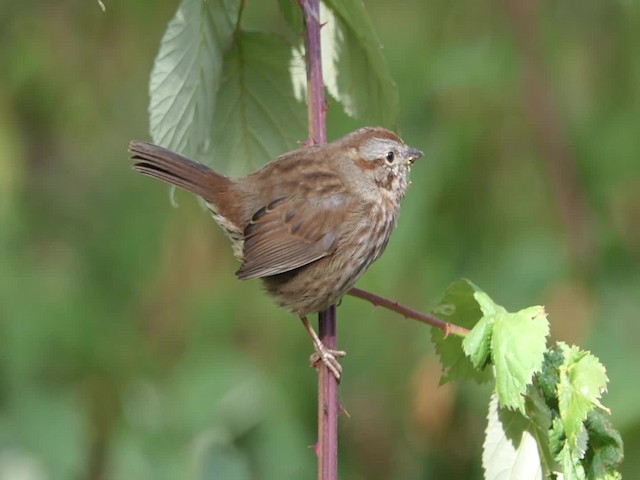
129 141 231 204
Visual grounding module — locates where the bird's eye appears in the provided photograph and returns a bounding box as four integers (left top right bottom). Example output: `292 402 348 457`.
385 151 395 163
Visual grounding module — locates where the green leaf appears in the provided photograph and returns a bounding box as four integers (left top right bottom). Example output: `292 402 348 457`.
320 0 399 126
474 290 506 317
549 417 588 471
558 441 587 480
431 279 491 384
149 0 241 160
491 306 549 413
482 393 544 480
549 417 565 459
211 32 307 176
583 410 624 479
546 345 618 478
524 387 557 474
536 347 564 407
462 290 507 369
462 315 492 369
557 343 609 448
278 0 303 33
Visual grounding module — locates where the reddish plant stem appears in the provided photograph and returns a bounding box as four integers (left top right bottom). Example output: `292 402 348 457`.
299 1 336 480
318 305 338 477
301 0 327 145
348 288 470 337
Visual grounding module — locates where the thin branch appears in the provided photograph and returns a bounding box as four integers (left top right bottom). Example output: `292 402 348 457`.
299 1 337 480
300 0 327 145
317 305 338 477
347 288 470 337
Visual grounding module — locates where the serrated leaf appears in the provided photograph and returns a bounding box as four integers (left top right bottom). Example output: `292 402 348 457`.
583 410 624 479
320 0 399 126
558 441 587 480
576 426 589 461
536 346 564 407
462 315 492 369
431 280 491 384
524 387 557 474
462 289 508 369
149 0 241 160
482 393 544 480
549 417 565 458
211 32 307 176
474 290 506 317
557 343 609 449
491 307 549 413
549 424 589 478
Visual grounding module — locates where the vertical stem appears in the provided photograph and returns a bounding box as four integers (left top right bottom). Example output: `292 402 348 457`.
299 1 337 479
300 0 327 144
318 305 338 478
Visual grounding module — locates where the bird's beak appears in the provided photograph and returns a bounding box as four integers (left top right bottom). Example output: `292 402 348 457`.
406 147 423 164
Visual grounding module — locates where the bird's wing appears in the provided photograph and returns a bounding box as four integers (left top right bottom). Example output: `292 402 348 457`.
236 194 355 279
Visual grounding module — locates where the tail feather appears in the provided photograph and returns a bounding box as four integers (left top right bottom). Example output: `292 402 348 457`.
129 141 230 204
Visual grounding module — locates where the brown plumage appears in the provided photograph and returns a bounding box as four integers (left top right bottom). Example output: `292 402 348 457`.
130 127 422 378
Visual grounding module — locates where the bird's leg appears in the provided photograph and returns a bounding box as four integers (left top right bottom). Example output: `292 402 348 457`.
300 316 346 381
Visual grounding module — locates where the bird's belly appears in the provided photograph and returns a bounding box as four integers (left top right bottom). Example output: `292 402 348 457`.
262 211 397 317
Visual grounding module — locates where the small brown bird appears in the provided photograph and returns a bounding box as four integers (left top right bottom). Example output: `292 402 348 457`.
130 127 422 379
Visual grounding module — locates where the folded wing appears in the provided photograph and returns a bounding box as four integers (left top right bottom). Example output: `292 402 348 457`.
236 194 355 279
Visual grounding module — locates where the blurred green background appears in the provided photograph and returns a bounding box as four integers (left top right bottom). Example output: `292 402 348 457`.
1 0 639 478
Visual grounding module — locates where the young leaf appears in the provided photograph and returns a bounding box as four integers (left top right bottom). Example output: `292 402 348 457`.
583 410 624 479
482 394 544 480
549 417 565 459
461 289 507 369
491 307 549 413
431 279 491 384
550 420 588 475
558 441 587 480
536 347 564 407
320 0 399 126
474 290 506 317
524 387 557 474
211 32 307 175
462 315 492 369
557 343 609 449
149 0 241 160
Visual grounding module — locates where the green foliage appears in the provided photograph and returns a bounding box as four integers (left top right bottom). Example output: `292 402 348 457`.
491 306 549 413
584 410 624 479
462 313 492 369
2 0 639 479
432 282 623 479
149 0 398 175
210 31 307 176
557 343 609 448
319 0 399 127
149 0 241 160
482 393 545 479
277 0 303 33
431 279 492 384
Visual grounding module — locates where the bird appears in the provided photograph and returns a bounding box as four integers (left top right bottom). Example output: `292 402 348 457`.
130 127 422 379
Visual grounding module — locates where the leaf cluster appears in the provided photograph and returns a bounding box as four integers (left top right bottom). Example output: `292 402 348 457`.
149 0 398 176
432 280 623 479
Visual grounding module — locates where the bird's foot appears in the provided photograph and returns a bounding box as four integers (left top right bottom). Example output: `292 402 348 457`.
300 316 346 381
310 346 346 381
